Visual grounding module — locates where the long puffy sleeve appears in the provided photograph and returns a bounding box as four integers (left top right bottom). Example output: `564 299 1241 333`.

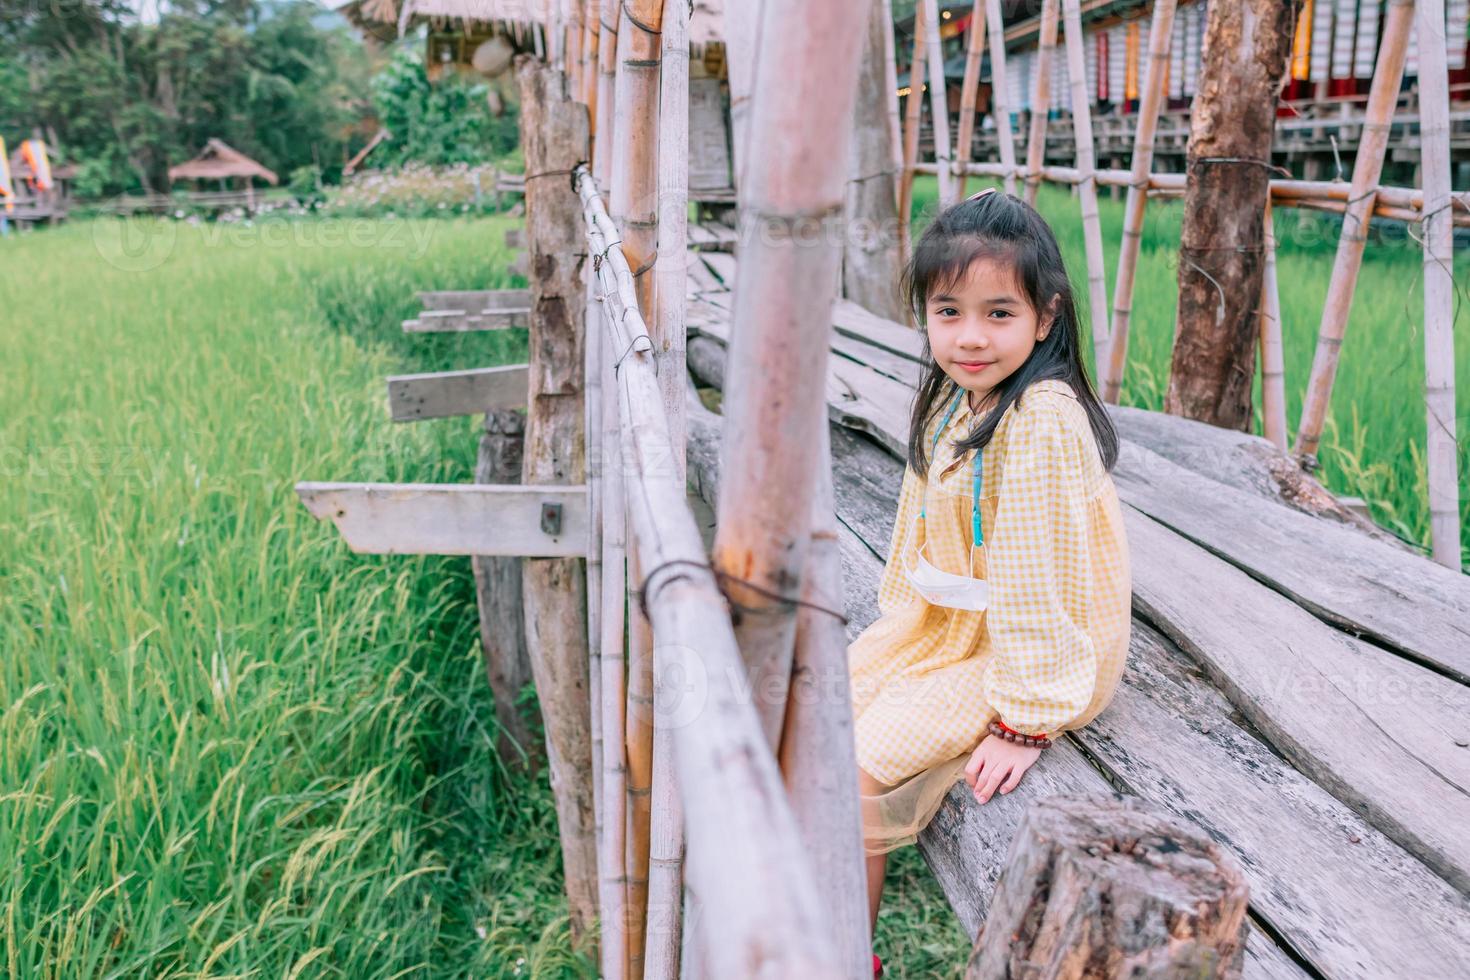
980 400 1100 736
876 462 925 617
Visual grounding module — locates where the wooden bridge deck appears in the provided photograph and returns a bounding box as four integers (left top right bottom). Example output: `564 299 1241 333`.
677 249 1470 979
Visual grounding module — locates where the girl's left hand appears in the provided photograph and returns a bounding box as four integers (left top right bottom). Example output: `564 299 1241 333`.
963 734 1043 804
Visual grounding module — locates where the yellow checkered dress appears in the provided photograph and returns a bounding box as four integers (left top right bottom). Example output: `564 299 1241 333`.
848 378 1132 790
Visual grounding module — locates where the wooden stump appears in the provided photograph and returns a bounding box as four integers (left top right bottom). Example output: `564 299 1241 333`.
471 409 542 772
967 795 1250 979
515 55 598 942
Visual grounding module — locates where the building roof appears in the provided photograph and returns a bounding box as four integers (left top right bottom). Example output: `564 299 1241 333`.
338 0 724 48
168 139 280 185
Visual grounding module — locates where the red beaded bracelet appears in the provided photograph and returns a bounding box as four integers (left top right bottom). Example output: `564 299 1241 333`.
987 718 1052 749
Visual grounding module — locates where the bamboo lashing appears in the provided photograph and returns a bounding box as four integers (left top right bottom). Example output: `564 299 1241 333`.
1100 0 1178 405
1294 0 1415 460
1023 0 1060 206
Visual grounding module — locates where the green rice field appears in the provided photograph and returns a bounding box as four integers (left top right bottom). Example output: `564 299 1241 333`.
0 188 1464 977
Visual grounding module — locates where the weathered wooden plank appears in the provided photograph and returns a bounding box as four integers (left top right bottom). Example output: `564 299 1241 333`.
697 250 736 289
402 309 529 333
1114 439 1470 684
418 288 532 311
295 482 587 557
1124 504 1470 895
386 364 528 421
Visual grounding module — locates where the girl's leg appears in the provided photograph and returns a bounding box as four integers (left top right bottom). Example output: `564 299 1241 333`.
858 766 890 936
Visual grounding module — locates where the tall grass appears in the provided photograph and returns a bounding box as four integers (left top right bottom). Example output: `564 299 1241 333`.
0 216 595 977
912 176 1470 564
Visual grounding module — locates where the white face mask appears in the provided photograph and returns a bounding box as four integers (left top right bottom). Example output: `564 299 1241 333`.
903 387 989 612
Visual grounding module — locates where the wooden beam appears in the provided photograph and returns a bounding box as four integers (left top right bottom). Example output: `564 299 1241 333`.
417 288 531 311
295 482 588 557
402 309 529 333
386 364 528 422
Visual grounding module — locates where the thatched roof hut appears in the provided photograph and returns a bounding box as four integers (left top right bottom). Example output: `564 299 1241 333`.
168 139 279 186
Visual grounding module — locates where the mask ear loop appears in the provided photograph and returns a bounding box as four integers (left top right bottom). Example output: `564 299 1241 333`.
910 387 963 579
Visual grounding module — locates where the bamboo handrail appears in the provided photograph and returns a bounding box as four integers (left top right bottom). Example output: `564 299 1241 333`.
575 164 844 977
1294 0 1415 461
1100 0 1177 405
1023 0 1060 207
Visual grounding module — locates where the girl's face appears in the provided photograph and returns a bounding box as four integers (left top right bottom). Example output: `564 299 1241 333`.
924 257 1056 412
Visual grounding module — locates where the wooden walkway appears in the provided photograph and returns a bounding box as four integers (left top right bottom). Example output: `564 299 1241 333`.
678 249 1470 980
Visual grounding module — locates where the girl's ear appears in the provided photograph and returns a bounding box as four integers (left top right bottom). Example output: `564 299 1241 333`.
1037 295 1061 340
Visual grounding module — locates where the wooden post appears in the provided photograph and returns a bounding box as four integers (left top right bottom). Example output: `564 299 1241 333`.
711 0 867 750
966 796 1250 978
844 0 906 322
921 0 956 206
514 55 597 942
1024 0 1060 207
610 4 665 972
643 3 690 976
471 410 542 771
1100 0 1178 405
1294 0 1414 460
897 0 928 263
1414 0 1462 569
1258 201 1288 450
1061 0 1109 370
983 0 1020 195
779 415 872 980
953 0 987 201
1163 0 1297 430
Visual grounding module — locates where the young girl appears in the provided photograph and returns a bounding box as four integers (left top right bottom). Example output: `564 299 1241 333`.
849 188 1131 974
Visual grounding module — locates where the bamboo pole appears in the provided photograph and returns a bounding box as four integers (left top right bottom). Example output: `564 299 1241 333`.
575 164 844 978
610 3 665 972
897 0 928 264
1294 0 1415 460
1259 201 1288 451
710 0 867 751
983 0 1019 195
1061 0 1110 372
882 0 904 208
1023 0 1060 206
779 415 872 980
921 0 956 206
593 1 619 190
583 0 601 117
1100 0 1178 405
565 0 584 97
1413 0 1461 570
953 0 986 201
723 0 762 196
642 3 690 976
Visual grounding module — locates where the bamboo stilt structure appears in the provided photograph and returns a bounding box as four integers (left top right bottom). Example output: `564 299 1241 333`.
921 0 956 206
1413 0 1461 570
1100 0 1178 405
1259 201 1288 450
983 0 1019 196
1023 0 1060 207
610 4 665 972
710 0 868 753
575 164 844 977
779 414 872 980
1294 0 1414 461
953 0 986 202
897 0 928 265
643 3 690 975
1061 0 1110 371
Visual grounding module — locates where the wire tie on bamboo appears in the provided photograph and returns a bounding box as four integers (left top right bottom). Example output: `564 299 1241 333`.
633 558 850 627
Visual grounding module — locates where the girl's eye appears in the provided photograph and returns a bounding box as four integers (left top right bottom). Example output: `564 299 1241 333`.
989 309 1013 320
935 307 959 317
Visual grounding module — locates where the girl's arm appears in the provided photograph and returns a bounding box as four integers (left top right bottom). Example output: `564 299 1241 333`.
875 462 925 616
980 401 1099 738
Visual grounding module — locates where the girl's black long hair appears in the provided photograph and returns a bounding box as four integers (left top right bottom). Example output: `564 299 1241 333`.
900 189 1119 477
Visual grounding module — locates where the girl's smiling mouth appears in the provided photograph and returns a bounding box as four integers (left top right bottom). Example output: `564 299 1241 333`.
956 360 995 372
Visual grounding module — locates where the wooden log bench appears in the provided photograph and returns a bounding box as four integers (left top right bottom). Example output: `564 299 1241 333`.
679 250 1470 979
